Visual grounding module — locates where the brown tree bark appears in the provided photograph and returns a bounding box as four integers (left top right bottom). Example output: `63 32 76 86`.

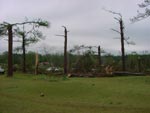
7 25 13 77
63 26 68 74
35 52 39 75
98 46 101 66
120 19 126 71
22 33 26 73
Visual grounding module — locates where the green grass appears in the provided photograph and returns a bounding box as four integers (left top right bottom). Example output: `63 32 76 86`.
0 73 150 113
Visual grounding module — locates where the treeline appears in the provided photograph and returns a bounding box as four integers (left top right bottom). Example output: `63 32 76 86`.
0 51 150 74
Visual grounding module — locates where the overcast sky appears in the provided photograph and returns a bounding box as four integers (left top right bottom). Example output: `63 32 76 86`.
0 0 150 54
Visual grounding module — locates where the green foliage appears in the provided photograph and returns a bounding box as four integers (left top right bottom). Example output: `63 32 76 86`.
0 27 7 36
0 52 8 64
0 74 150 113
37 20 49 27
1 51 150 73
74 50 96 73
103 54 115 66
126 54 139 72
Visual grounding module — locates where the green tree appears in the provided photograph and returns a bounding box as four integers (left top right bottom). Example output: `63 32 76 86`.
14 21 48 73
75 50 96 73
0 19 49 76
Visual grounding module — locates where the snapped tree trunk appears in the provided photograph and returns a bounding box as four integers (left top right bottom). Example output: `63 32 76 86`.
64 28 68 74
35 52 39 75
7 25 13 77
22 33 26 73
138 57 141 72
120 19 126 71
98 46 101 66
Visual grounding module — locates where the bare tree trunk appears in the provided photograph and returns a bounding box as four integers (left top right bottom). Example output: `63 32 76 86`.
35 52 39 75
22 33 26 73
98 46 101 66
7 25 13 77
120 19 126 71
138 57 141 72
64 27 68 74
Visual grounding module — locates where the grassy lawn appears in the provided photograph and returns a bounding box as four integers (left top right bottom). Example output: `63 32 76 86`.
0 73 150 113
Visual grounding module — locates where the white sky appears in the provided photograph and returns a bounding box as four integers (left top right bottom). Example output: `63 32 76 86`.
0 0 150 54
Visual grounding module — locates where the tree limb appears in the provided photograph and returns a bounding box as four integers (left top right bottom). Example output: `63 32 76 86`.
111 28 120 34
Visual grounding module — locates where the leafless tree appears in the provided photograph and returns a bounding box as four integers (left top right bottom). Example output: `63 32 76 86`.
103 8 135 71
56 26 69 75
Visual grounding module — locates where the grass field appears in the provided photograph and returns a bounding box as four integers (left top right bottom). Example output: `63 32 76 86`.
0 73 150 113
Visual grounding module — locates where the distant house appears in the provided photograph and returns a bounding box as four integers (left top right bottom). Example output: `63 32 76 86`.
39 62 49 65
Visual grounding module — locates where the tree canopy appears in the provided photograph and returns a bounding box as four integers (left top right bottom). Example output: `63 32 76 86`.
131 0 150 22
